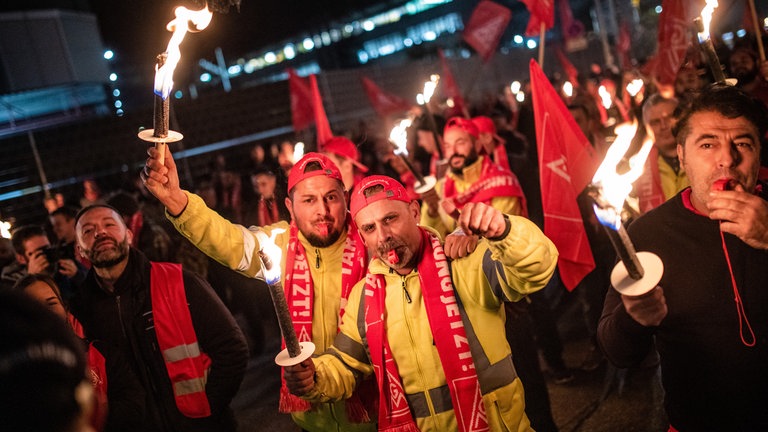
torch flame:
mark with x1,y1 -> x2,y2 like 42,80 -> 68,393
563,81 -> 574,98
0,220 -> 11,239
421,74 -> 440,105
292,142 -> 305,164
154,5 -> 213,100
258,228 -> 287,285
626,79 -> 644,97
591,122 -> 653,229
698,0 -> 718,41
598,85 -> 613,109
390,118 -> 413,156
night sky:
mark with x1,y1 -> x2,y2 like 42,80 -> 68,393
1,0 -> 398,71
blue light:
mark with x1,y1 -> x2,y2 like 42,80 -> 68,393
736,29 -> 747,37
513,35 -> 523,44
116,109 -> 124,116
655,5 -> 662,14
174,90 -> 183,99
228,64 -> 242,75
114,100 -> 122,108
363,20 -> 375,31
112,89 -> 120,97
303,38 -> 315,51
109,73 -> 117,82
527,39 -> 537,49
264,52 -> 277,63
103,50 -> 114,60
200,73 -> 212,82
284,44 -> 296,60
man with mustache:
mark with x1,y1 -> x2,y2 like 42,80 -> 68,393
142,150 -> 376,431
420,117 -> 527,239
69,204 -> 249,431
283,175 -> 558,431
727,43 -> 768,108
598,84 -> 768,431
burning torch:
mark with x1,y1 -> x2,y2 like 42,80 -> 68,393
390,117 -> 436,195
588,123 -> 664,296
256,229 -> 315,366
417,75 -> 445,161
694,0 -> 726,84
139,6 -> 213,164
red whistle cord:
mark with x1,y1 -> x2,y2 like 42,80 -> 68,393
720,226 -> 756,347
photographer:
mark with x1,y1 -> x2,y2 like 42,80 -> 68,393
1,225 -> 86,300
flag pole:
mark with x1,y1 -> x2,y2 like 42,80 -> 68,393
748,0 -> 766,61
538,22 -> 546,67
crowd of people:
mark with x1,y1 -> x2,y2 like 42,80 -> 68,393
1,37 -> 768,432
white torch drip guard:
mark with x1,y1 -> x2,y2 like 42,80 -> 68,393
275,341 -> 316,367
137,129 -> 184,143
414,175 -> 437,195
610,251 -> 664,297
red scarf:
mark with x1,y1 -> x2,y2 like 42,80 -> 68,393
635,147 -> 665,214
257,198 -> 280,226
129,212 -> 144,248
279,216 -> 370,421
365,229 -> 489,432
443,156 -> 528,217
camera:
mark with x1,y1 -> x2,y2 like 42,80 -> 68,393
40,246 -> 61,263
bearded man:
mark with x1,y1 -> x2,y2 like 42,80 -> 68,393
69,204 -> 248,432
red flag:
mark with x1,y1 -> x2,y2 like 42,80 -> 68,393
555,47 -> 579,86
360,76 -> 412,117
530,59 -> 596,291
462,0 -> 512,63
521,0 -> 555,37
653,0 -> 693,85
288,69 -> 313,132
438,49 -> 468,118
309,74 -> 333,149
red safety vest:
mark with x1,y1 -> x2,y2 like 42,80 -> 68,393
150,262 -> 212,418
69,314 -> 108,431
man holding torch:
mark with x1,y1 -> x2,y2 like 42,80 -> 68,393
283,175 -> 558,431
142,148 -> 376,431
598,84 -> 768,431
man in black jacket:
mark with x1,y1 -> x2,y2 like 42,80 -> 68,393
70,204 -> 248,432
598,84 -> 768,432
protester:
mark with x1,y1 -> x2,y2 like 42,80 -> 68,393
322,135 -> 369,193
0,290 -> 95,432
2,224 -> 86,298
141,149 -> 376,431
420,116 -> 527,237
598,84 -> 768,431
69,204 -> 248,431
634,94 -> 689,214
727,43 -> 768,107
283,175 -> 558,431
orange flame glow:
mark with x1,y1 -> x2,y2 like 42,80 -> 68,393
154,5 -> 213,99
591,122 -> 653,229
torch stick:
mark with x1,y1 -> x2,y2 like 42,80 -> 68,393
259,250 -> 302,357
747,0 -> 766,62
694,18 -> 726,83
587,184 -> 663,296
258,246 -> 315,366
422,106 -> 444,160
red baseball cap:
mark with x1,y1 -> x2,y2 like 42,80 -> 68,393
323,136 -> 369,173
444,116 -> 479,139
287,152 -> 343,192
350,175 -> 412,219
472,116 -> 504,147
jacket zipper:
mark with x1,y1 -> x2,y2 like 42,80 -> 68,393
401,275 -> 412,303
115,295 -> 128,339
315,248 -> 320,269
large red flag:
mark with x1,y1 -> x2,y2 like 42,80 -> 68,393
309,74 -> 333,149
288,69 -> 313,132
521,0 -> 555,37
462,0 -> 512,63
530,59 -> 596,291
438,48 -> 468,118
360,76 -> 412,117
652,0 -> 693,85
